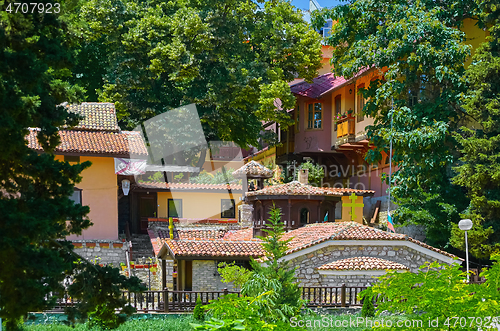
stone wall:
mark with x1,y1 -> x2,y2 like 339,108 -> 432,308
289,244 -> 448,287
192,260 -> 236,292
72,240 -> 128,266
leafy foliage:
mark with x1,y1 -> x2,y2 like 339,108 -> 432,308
362,256 -> 500,330
245,206 -> 305,321
190,168 -> 239,185
193,298 -> 205,322
217,262 -> 252,289
199,206 -> 306,329
190,317 -> 246,331
66,261 -> 145,329
450,0 -> 500,259
360,293 -> 375,318
312,0 -> 475,247
71,0 -> 323,148
281,161 -> 325,186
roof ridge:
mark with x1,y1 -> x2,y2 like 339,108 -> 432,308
329,222 -> 357,240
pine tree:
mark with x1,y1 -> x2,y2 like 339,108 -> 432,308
0,1 -> 144,328
244,206 -> 304,321
451,0 -> 500,259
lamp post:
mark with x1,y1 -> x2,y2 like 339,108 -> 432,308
458,219 -> 473,283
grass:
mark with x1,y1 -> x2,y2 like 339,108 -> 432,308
24,315 -> 196,331
23,313 -> 418,331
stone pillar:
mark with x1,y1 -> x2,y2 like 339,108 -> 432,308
239,203 -> 254,227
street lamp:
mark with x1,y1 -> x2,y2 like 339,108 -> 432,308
458,219 -> 473,283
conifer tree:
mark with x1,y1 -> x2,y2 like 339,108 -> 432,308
451,0 -> 500,259
244,206 -> 304,321
0,1 -> 143,328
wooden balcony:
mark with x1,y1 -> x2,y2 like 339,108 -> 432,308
336,116 -> 355,138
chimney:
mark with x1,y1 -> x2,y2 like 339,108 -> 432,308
298,169 -> 309,185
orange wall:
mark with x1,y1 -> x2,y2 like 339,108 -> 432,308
461,18 -> 489,67
62,156 -> 118,240
158,191 -> 242,219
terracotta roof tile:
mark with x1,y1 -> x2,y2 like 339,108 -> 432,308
246,181 -> 374,197
27,129 -> 147,156
318,256 -> 409,271
157,229 -> 227,240
66,102 -> 120,132
290,68 -> 371,99
162,239 -> 264,258
222,228 -> 259,241
282,222 -> 456,258
233,161 -> 273,178
135,182 -> 242,191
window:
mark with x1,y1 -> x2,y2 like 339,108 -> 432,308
168,199 -> 182,218
357,85 -> 365,122
334,95 -> 341,131
307,103 -> 322,129
70,188 -> 82,205
221,199 -> 236,218
64,155 -> 80,163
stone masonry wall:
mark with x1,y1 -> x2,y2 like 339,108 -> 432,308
290,244 -> 447,287
72,240 -> 128,267
192,260 -> 236,292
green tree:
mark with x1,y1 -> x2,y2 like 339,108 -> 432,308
71,0 -> 323,150
0,1 -> 143,328
202,206 -> 306,328
362,257 -> 500,331
281,160 -> 325,185
244,206 -> 305,321
312,0 -> 474,247
450,0 -> 500,259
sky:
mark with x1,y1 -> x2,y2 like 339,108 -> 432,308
291,0 -> 344,11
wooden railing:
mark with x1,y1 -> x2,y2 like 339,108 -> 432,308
44,285 -> 368,313
302,285 -> 367,307
337,117 -> 355,138
122,288 -> 239,313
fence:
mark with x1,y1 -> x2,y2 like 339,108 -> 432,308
46,285 -> 367,313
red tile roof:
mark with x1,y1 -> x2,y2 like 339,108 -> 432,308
27,129 -> 147,156
317,256 -> 409,271
66,102 -> 120,132
246,181 -> 374,197
161,239 -> 264,258
149,222 -> 455,260
233,161 -> 273,178
158,229 -> 227,240
290,68 -> 371,100
135,182 -> 242,191
290,73 -> 346,100
222,228 -> 258,241
282,222 -> 456,258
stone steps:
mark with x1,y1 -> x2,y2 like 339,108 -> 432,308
130,234 -> 155,261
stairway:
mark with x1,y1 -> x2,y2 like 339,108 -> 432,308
130,234 -> 155,261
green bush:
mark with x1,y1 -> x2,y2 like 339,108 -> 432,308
193,298 -> 205,321
360,293 -> 375,318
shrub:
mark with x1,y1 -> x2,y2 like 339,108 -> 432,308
360,293 -> 375,318
193,298 -> 205,322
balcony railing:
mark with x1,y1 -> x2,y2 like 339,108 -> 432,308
336,116 -> 355,138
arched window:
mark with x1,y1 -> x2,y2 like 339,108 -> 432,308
300,208 -> 309,226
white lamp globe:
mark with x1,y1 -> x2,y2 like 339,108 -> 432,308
458,219 -> 473,231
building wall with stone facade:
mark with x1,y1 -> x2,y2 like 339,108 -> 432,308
288,242 -> 455,287
192,260 -> 237,292
71,240 -> 128,266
